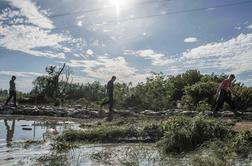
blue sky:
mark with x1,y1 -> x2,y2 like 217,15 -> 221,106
0,0 -> 252,92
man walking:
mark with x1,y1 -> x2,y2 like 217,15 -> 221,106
101,76 -> 116,121
4,76 -> 17,107
214,74 -> 239,116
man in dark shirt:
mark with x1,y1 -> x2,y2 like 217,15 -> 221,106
4,76 -> 17,107
101,76 -> 116,121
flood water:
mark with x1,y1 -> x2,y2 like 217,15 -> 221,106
0,115 -> 165,166
0,115 -> 80,165
2,115 -> 251,166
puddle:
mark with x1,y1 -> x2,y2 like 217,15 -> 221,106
0,116 -> 80,165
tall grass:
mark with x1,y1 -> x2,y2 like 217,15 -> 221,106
158,115 -> 232,154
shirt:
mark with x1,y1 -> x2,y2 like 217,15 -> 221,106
9,80 -> 16,91
221,79 -> 231,92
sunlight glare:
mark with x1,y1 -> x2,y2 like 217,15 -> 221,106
109,0 -> 128,17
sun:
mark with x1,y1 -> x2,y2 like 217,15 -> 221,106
109,0 -> 128,17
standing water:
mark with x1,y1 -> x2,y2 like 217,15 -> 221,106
0,115 -> 80,165
0,115 -> 165,166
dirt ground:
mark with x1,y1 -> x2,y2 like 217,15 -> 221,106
233,121 -> 252,132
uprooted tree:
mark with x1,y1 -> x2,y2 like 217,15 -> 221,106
30,63 -> 73,103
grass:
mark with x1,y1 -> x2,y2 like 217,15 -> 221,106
190,131 -> 252,166
157,115 -> 252,165
52,115 -> 252,165
29,115 -> 252,166
36,152 -> 70,166
58,125 -> 163,143
157,115 -> 232,154
90,144 -> 164,166
35,140 -> 80,166
58,119 -> 164,143
23,140 -> 45,149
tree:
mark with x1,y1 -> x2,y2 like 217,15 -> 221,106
31,63 -> 73,103
182,81 -> 218,110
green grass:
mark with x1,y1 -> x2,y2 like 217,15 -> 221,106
56,115 -> 252,165
190,131 -> 252,166
158,115 -> 232,154
58,120 -> 164,143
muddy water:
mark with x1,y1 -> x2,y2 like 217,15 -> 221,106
0,116 -> 165,166
0,115 -> 80,165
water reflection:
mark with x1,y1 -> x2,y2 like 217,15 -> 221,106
4,120 -> 15,147
0,117 -> 79,148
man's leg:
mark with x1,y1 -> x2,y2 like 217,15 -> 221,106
107,96 -> 114,121
13,91 -> 17,107
4,93 -> 13,106
225,93 -> 238,116
214,90 -> 224,115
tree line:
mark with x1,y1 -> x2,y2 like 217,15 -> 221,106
1,64 -> 252,112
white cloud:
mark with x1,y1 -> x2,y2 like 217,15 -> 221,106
73,54 -> 81,57
76,15 -> 85,19
0,71 -> 43,77
124,49 -> 175,66
206,7 -> 216,11
247,25 -> 252,29
184,37 -> 198,43
86,49 -> 94,56
0,4 -> 86,59
235,26 -> 241,30
77,20 -> 83,27
125,33 -> 252,77
4,0 -> 54,29
0,25 -> 67,59
71,75 -> 95,84
63,47 -> 71,53
181,33 -> 252,74
67,56 -> 150,84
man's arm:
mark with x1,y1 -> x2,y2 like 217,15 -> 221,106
227,79 -> 236,93
216,82 -> 223,97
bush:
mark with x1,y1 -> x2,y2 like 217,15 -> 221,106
54,98 -> 61,106
232,84 -> 252,111
158,115 -> 231,154
195,100 -> 211,113
194,131 -> 252,165
191,155 -> 231,166
182,82 -> 218,110
229,130 -> 252,157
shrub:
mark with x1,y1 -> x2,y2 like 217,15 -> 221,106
182,82 -> 218,110
229,130 -> 252,157
195,100 -> 211,113
158,115 -> 231,154
191,155 -> 231,166
54,98 -> 61,106
232,84 -> 252,111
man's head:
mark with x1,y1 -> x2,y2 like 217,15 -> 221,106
111,76 -> 116,82
11,75 -> 16,81
228,74 -> 235,81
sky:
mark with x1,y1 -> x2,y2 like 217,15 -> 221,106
0,0 -> 252,92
